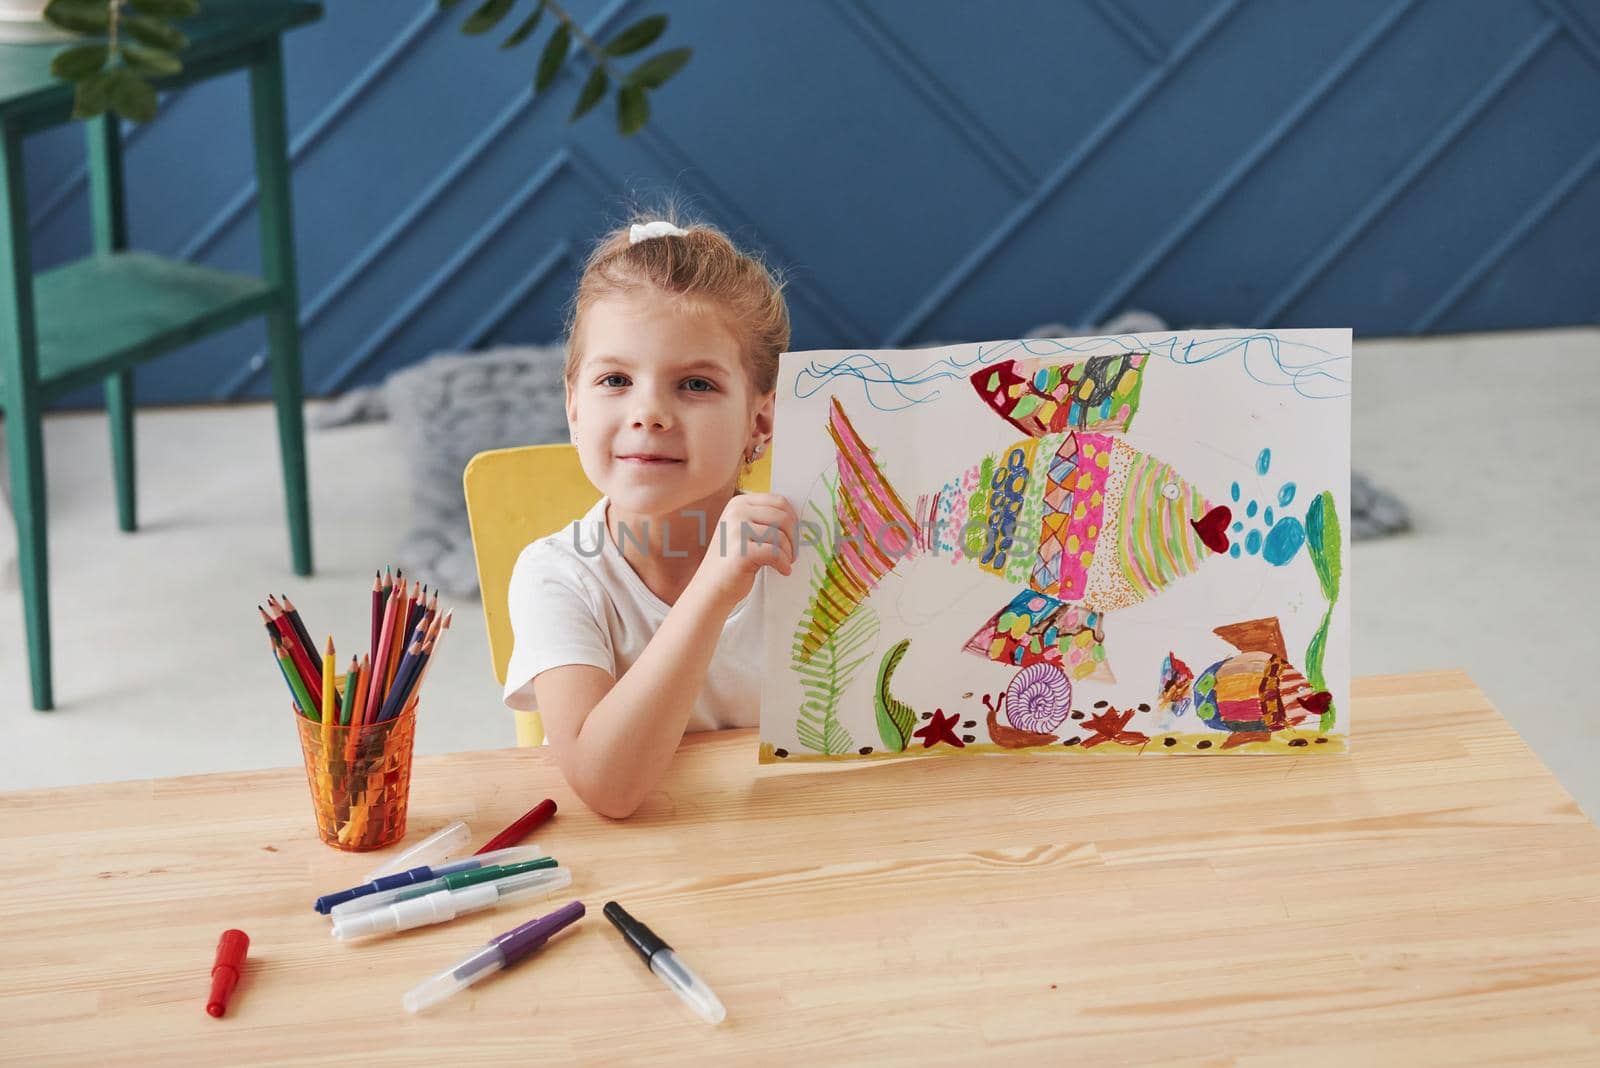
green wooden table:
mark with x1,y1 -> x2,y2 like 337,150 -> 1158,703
0,1 -> 321,710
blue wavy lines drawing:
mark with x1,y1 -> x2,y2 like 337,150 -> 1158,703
792,331 -> 1351,411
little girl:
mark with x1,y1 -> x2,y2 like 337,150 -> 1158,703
502,217 -> 798,819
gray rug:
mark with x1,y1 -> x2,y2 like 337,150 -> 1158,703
311,344 -> 571,597
311,321 -> 1407,599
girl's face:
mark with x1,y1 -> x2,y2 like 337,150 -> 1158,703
567,287 -> 772,519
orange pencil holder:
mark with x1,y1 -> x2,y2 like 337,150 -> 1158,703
294,704 -> 417,851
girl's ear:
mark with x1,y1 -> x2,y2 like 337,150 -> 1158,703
750,390 -> 775,449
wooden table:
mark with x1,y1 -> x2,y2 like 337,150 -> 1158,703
2,671 -> 1598,1065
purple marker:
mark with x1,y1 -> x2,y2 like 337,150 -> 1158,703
402,900 -> 585,1013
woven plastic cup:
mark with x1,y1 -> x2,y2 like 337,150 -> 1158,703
294,703 -> 417,851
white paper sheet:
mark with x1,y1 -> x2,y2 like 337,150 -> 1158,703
760,330 -> 1350,763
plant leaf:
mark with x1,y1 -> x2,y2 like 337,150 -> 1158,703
106,68 -> 157,123
50,43 -> 108,81
119,43 -> 181,76
461,0 -> 515,35
72,69 -> 114,118
569,64 -> 607,121
500,1 -> 543,48
873,639 -> 916,752
129,0 -> 198,16
125,15 -> 188,51
534,21 -> 570,91
603,14 -> 665,56
626,46 -> 690,90
616,83 -> 648,135
792,602 -> 876,756
437,0 -> 465,9
1305,490 -> 1342,605
44,0 -> 110,34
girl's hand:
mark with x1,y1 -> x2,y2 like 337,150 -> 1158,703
695,492 -> 797,605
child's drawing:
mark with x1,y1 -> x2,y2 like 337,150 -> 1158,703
761,330 -> 1351,763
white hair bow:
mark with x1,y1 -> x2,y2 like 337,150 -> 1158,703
629,220 -> 687,245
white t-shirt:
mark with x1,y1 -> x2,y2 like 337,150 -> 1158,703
502,496 -> 765,732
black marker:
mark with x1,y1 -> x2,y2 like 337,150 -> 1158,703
604,901 -> 726,1025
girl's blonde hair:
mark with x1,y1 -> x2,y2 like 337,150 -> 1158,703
565,213 -> 789,395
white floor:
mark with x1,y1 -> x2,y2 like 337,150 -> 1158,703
2,328 -> 1597,821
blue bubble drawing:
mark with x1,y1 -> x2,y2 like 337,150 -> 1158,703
1263,516 -> 1307,565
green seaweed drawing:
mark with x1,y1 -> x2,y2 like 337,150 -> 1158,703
793,607 -> 876,755
1304,489 -> 1343,732
790,473 -> 874,755
873,639 -> 918,751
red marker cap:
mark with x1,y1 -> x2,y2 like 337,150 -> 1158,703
474,799 -> 557,855
207,929 -> 250,1018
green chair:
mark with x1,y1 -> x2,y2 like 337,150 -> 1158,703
0,2 -> 321,710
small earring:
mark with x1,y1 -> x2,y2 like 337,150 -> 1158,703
751,442 -> 764,459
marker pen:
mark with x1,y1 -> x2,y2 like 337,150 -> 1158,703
331,867 -> 572,940
328,856 -> 557,919
603,901 -> 725,1025
403,901 -> 585,1013
316,847 -> 547,914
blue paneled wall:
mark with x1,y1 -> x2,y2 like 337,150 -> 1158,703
24,0 -> 1600,406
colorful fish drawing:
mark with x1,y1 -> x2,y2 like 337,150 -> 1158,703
1156,652 -> 1194,727
1161,617 -> 1332,748
794,352 -> 1235,701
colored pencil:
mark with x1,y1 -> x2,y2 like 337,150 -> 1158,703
404,584 -> 424,642
392,639 -> 431,722
400,610 -> 448,719
367,583 -> 401,715
263,603 -> 318,701
263,574 -> 446,766
269,636 -> 306,718
267,597 -> 322,705
265,595 -> 300,656
384,578 -> 409,695
280,595 -> 318,670
344,656 -> 370,765
370,571 -> 383,670
376,637 -> 424,724
339,655 -> 358,726
273,635 -> 317,720
412,589 -> 437,646
320,636 -> 336,752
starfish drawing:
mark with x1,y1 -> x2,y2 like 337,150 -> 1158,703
1080,706 -> 1149,749
913,708 -> 965,749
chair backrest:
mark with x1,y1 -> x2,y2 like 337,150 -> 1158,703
463,443 -> 771,746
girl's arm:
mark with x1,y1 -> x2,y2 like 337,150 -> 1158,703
532,494 -> 795,819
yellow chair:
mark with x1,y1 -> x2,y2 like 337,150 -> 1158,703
464,444 -> 771,747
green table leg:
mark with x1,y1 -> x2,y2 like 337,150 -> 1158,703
250,35 -> 312,577
86,115 -> 136,534
0,122 -> 52,710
